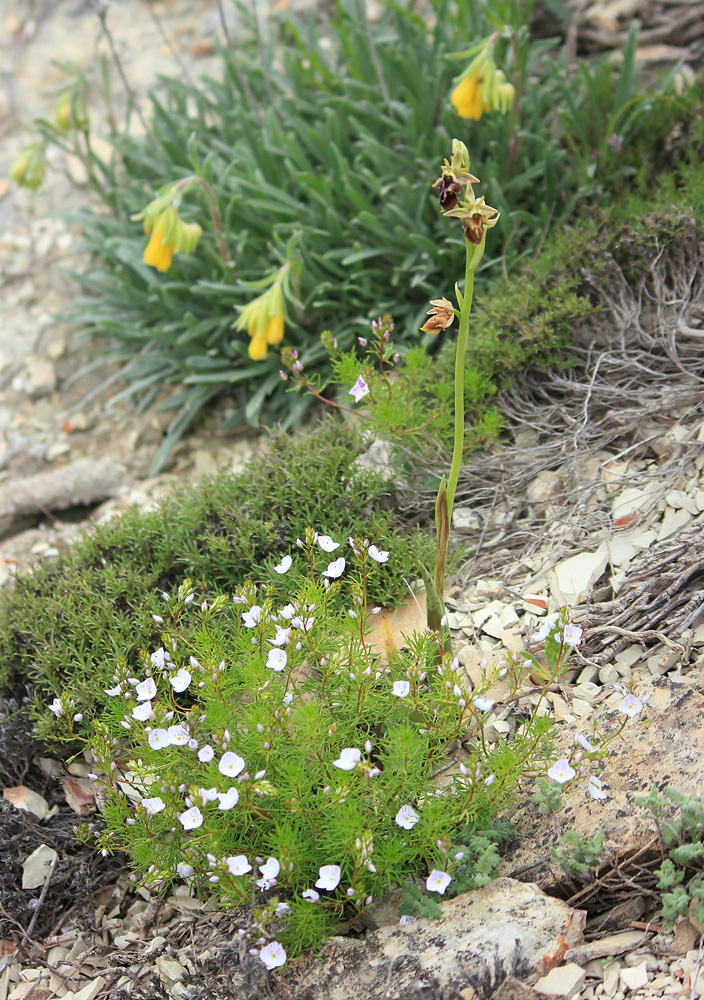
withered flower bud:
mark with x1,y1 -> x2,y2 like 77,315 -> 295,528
420,297 -> 455,334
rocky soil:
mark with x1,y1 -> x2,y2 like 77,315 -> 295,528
1,2 -> 704,1000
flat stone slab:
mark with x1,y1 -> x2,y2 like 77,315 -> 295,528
294,878 -> 584,1000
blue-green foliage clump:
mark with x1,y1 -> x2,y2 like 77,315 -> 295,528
48,0 -> 689,466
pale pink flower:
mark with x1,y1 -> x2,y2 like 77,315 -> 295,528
242,606 -> 262,628
179,806 -> 203,830
135,677 -> 157,701
167,722 -> 190,746
219,751 -> 246,778
426,870 -> 451,894
472,696 -> 494,712
148,728 -> 171,750
395,805 -> 419,830
547,759 -> 576,784
141,796 -> 165,816
333,747 -> 361,771
322,557 -> 346,579
170,669 -> 191,692
563,624 -> 583,647
302,889 -> 320,902
217,787 -> 240,811
349,375 -> 370,403
198,744 -> 215,763
132,701 -> 153,722
227,855 -> 252,876
257,857 -> 280,889
315,865 -> 341,891
274,554 -> 292,574
368,545 -> 389,563
618,693 -> 643,718
266,648 -> 287,672
392,681 -> 410,698
259,941 -> 286,970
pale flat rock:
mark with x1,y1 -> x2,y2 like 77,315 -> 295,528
3,785 -> 49,820
657,506 -> 691,541
534,962 -> 585,997
620,962 -> 649,991
666,489 -> 699,515
69,978 -> 106,1000
501,674 -> 704,887
611,483 -> 662,526
550,543 -> 609,606
607,528 -> 656,567
294,878 -> 584,1000
565,931 -> 648,964
22,844 -> 57,889
365,591 -> 426,664
156,957 -> 186,983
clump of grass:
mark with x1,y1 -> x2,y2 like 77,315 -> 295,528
0,419 -> 432,728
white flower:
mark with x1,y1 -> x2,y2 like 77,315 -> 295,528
399,914 -> 416,926
279,603 -> 296,620
169,669 -> 191,692
151,648 -> 166,669
317,535 -> 340,552
588,776 -> 608,801
227,855 -> 252,876
198,744 -> 215,763
547,759 -> 576,784
322,557 -> 346,579
274,555 -> 292,574
472,696 -> 494,712
333,747 -> 361,771
270,627 -> 291,646
141,796 -> 166,816
48,698 -> 64,717
259,941 -> 287,970
135,677 -> 157,701
618,693 -> 643,718
132,701 -> 153,722
426,870 -> 451,895
302,889 -> 320,902
104,684 -> 122,697
167,722 -> 190,746
266,648 -> 288,672
368,545 -> 389,563
575,733 -> 594,752
242,606 -> 262,628
217,787 -> 240,811
315,864 -> 341,891
282,692 -> 293,707
532,619 -> 553,642
395,805 -> 419,830
176,862 -> 194,878
219,751 -> 246,778
199,786 -> 219,802
563,624 -> 583,647
179,806 -> 203,830
276,902 -> 291,917
257,857 -> 280,889
349,375 -> 370,403
392,681 -> 410,698
291,614 -> 315,631
148,728 -> 172,750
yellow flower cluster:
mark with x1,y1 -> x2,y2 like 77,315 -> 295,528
140,201 -> 202,273
451,45 -> 515,121
10,142 -> 46,191
233,264 -> 289,361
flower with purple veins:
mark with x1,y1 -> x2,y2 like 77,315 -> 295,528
169,669 -> 191,693
349,375 -> 370,403
426,870 -> 452,895
547,759 -> 576,784
315,865 -> 342,891
135,677 -> 157,701
395,805 -> 420,830
392,681 -> 410,698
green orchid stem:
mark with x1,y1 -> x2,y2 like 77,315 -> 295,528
446,240 -> 478,525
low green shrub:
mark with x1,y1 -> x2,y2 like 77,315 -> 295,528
50,557 -> 556,964
0,420 -> 431,725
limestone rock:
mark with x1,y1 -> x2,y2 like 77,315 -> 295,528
3,785 -> 49,819
534,962 -> 586,996
501,674 -> 704,887
294,878 -> 584,1000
